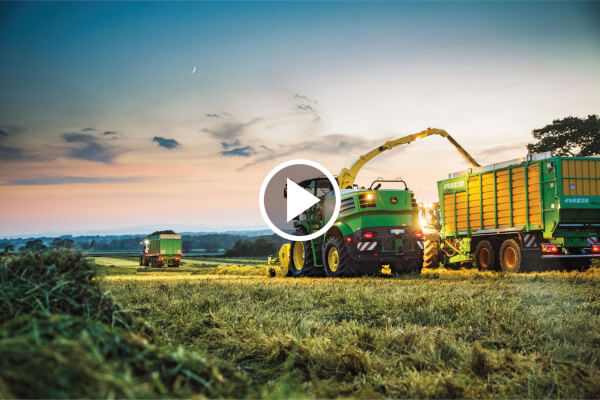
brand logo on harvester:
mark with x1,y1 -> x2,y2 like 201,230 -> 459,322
564,197 -> 589,204
443,180 -> 465,190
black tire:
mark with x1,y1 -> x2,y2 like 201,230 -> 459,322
322,236 -> 352,277
289,240 -> 317,277
474,240 -> 496,271
499,239 -> 522,273
423,239 -> 439,268
139,255 -> 144,266
144,257 -> 149,267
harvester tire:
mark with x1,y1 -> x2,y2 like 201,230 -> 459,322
322,236 -> 352,277
289,240 -> 317,277
499,239 -> 521,273
423,239 -> 440,268
474,240 -> 496,271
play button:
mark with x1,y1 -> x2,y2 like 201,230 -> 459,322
286,178 -> 320,222
259,159 -> 341,241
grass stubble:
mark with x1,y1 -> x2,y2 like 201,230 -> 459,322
102,257 -> 600,398
1,252 -> 599,398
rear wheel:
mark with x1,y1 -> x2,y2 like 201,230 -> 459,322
423,239 -> 440,268
474,240 -> 496,271
499,239 -> 521,273
322,236 -> 352,277
289,240 -> 317,277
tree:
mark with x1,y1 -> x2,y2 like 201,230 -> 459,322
51,238 -> 75,249
22,239 -> 47,252
527,115 -> 600,157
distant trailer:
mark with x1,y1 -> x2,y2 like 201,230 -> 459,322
140,231 -> 182,268
430,152 -> 600,272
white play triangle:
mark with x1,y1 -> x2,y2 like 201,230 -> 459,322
286,178 -> 320,222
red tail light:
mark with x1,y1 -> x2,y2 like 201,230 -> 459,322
541,243 -> 559,253
414,230 -> 424,239
591,245 -> 600,253
363,231 -> 374,239
346,236 -> 352,243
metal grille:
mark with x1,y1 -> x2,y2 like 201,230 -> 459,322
340,197 -> 356,214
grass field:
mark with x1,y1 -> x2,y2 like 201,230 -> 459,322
97,257 -> 600,398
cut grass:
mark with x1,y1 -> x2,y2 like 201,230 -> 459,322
101,261 -> 600,398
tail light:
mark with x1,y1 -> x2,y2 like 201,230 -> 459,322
591,245 -> 600,253
175,257 -> 180,261
414,230 -> 424,239
346,236 -> 353,244
158,257 -> 165,261
541,243 -> 559,253
363,231 -> 375,239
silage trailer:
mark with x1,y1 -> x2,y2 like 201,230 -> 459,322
424,152 -> 600,272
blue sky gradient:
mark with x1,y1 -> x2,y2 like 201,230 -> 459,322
0,2 -> 598,235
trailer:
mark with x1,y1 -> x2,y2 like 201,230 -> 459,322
140,231 -> 182,268
427,152 -> 600,272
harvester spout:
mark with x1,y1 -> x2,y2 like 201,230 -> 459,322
337,128 -> 480,189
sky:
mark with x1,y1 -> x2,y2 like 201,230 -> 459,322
0,1 -> 599,237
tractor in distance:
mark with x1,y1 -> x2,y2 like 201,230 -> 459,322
140,230 -> 183,268
268,128 -> 481,277
422,152 -> 600,272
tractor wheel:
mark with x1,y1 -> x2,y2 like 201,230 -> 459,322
474,240 -> 496,271
423,239 -> 440,268
322,236 -> 352,277
289,240 -> 317,277
499,239 -> 521,273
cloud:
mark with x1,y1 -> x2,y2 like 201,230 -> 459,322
4,176 -> 139,186
0,144 -> 26,161
81,127 -> 96,132
0,128 -> 8,137
103,131 -> 118,136
221,139 -> 241,150
62,132 -> 121,163
294,94 -> 320,121
477,143 -> 528,159
153,136 -> 180,150
206,113 -> 221,118
220,146 -> 256,157
203,118 -> 261,142
240,134 -> 377,168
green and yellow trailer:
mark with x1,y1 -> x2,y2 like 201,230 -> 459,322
432,152 -> 600,272
140,231 -> 182,268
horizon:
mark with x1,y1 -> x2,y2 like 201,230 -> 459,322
1,1 -> 599,236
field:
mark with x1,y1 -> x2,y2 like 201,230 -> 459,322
95,256 -> 600,398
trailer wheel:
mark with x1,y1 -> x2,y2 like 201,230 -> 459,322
322,236 -> 352,277
289,240 -> 317,277
423,239 -> 440,268
499,239 -> 521,273
474,240 -> 496,271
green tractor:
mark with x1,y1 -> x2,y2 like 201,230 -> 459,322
269,128 -> 480,277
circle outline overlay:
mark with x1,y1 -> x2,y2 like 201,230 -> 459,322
258,159 -> 341,242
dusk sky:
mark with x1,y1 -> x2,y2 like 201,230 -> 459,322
1,2 -> 599,237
